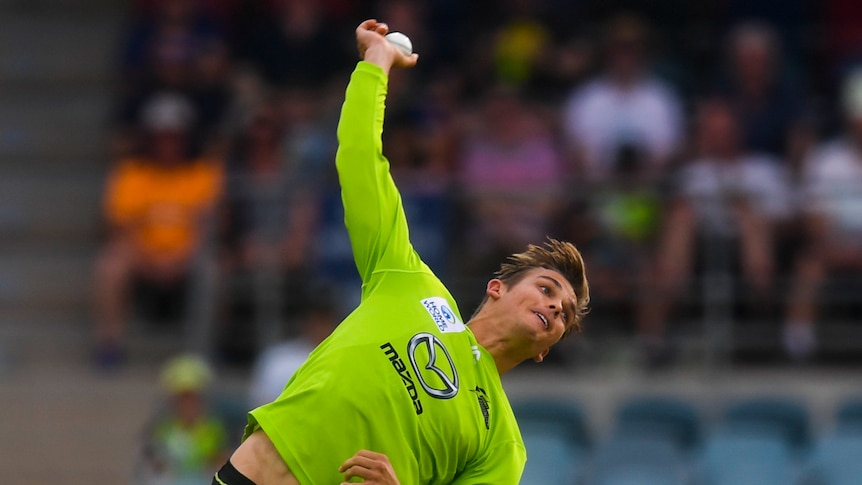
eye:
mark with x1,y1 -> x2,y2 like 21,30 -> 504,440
540,285 -> 550,295
561,312 -> 569,322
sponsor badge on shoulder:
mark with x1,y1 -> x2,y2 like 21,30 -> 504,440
421,297 -> 465,333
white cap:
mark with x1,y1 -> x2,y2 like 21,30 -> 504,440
160,354 -> 213,394
141,92 -> 195,131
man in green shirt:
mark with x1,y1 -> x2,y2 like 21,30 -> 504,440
215,19 -> 590,485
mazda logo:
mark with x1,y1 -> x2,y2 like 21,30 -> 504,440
407,332 -> 459,399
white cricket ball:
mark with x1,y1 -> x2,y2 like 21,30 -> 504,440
385,32 -> 413,56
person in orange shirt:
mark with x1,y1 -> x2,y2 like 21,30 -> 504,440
94,92 -> 223,369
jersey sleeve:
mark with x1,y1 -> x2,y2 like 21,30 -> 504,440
449,441 -> 526,485
335,61 -> 424,285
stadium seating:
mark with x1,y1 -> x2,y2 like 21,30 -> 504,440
513,399 -> 591,485
585,436 -> 690,485
508,394 -> 862,485
834,397 -> 862,432
613,395 -> 702,451
722,396 -> 811,452
697,428 -> 798,485
803,432 -> 862,485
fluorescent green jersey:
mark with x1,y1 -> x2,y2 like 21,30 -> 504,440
245,62 -> 526,484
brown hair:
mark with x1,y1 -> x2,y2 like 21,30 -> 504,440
478,238 -> 590,337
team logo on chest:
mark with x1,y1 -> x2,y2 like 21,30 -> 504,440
407,332 -> 459,399
380,332 -> 460,415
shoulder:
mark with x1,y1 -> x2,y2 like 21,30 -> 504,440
566,79 -> 612,108
812,139 -> 853,161
676,158 -> 713,184
804,139 -> 856,174
636,76 -> 683,110
641,75 -> 679,95
108,158 -> 153,187
188,158 -> 226,182
112,157 -> 148,173
739,154 -> 791,189
191,157 -> 224,171
741,153 -> 785,173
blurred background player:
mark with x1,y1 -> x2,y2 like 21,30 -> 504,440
135,354 -> 230,485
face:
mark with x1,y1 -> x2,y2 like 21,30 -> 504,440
489,267 -> 578,362
733,40 -> 773,93
173,390 -> 204,426
696,102 -> 739,158
151,130 -> 187,164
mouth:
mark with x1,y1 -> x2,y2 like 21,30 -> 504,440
535,312 -> 549,330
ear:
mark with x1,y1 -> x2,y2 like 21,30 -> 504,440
533,348 -> 550,363
486,278 -> 504,300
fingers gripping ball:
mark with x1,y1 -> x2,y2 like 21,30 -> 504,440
385,32 -> 413,56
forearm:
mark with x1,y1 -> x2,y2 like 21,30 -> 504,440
336,62 -> 388,171
335,61 -> 390,229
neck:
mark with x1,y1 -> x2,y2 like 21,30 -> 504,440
468,316 -> 522,375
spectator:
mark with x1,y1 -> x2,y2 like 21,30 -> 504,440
115,0 -> 231,157
119,0 -> 223,92
93,93 -> 224,369
235,0 -> 350,90
218,100 -> 322,362
489,4 -> 552,89
562,13 -> 684,184
713,21 -> 812,165
222,100 -> 321,278
784,69 -> 862,361
822,0 -> 862,80
384,108 -> 453,278
136,354 -> 229,484
384,108 -> 451,196
718,0 -> 812,63
454,86 -> 567,307
131,0 -> 240,27
561,143 -> 662,338
411,69 -> 464,179
457,0 -> 593,103
637,98 -> 793,365
248,284 -> 338,408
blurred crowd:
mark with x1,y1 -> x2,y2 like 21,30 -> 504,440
92,0 -> 862,375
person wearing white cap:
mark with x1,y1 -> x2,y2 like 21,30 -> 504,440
92,92 -> 224,370
784,68 -> 862,360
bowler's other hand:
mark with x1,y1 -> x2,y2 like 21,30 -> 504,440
338,449 -> 400,484
355,19 -> 418,74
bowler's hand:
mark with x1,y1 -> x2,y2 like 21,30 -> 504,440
338,450 -> 400,484
355,19 -> 418,74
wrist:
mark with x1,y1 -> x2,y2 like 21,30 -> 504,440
362,46 -> 393,75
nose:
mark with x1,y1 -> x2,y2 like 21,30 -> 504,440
548,301 -> 562,319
